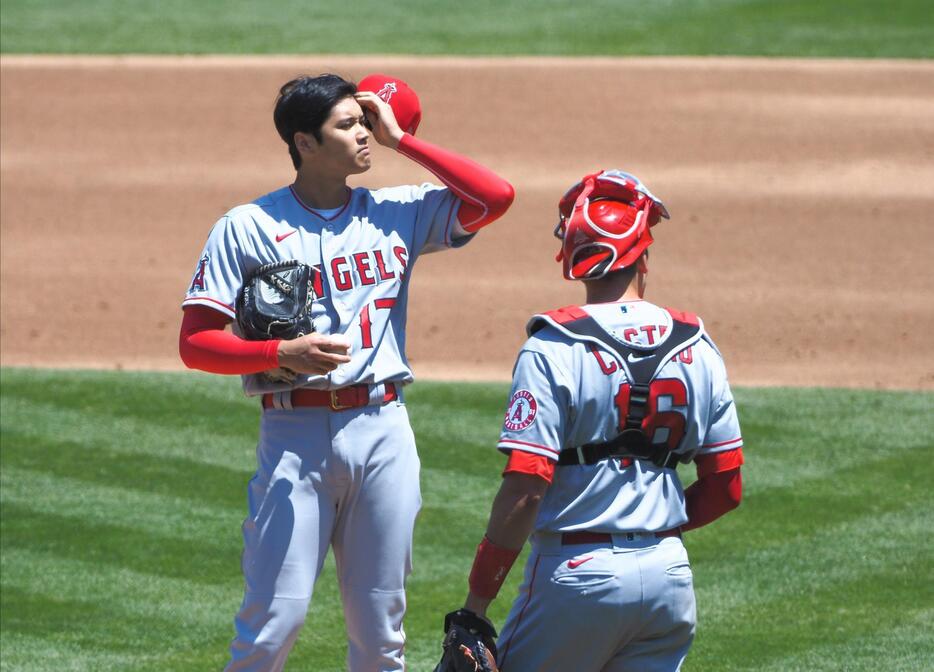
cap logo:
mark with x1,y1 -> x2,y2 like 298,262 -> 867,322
376,82 -> 398,103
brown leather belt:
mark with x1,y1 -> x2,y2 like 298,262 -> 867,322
262,383 -> 397,412
561,529 -> 681,545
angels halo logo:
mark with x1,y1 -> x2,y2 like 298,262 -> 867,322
504,389 -> 538,431
377,82 -> 397,103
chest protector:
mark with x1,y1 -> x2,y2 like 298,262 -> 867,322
528,305 -> 704,470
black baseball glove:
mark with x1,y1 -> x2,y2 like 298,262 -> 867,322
236,260 -> 317,382
236,260 -> 316,340
433,609 -> 499,672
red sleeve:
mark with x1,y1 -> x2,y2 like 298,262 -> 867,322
695,447 -> 744,478
179,305 -> 281,375
503,450 -> 555,484
682,466 -> 742,532
396,133 -> 514,232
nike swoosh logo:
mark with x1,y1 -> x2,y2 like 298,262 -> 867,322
568,556 -> 594,569
276,230 -> 297,243
627,352 -> 652,363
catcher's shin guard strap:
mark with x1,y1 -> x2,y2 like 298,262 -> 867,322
468,536 -> 520,600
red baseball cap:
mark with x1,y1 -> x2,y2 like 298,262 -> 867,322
357,73 -> 422,135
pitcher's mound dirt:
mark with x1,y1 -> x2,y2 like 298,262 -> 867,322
2,56 -> 932,389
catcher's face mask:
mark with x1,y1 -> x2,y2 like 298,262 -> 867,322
554,169 -> 670,280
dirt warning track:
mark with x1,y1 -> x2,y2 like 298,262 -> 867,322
1,56 -> 932,389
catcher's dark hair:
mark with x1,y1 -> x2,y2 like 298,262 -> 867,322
585,250 -> 647,285
605,264 -> 639,285
274,74 -> 357,170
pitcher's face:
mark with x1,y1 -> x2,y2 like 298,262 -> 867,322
300,96 -> 371,176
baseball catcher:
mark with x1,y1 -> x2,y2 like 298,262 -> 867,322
434,609 -> 499,672
444,169 -> 744,671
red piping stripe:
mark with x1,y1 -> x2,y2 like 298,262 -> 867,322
498,439 -> 561,455
499,553 -> 542,669
289,185 -> 351,221
702,437 -> 743,449
182,296 -> 235,316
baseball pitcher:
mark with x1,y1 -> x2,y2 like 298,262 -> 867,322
179,73 -> 513,671
436,170 -> 743,672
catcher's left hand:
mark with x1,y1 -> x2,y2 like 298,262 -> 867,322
433,609 -> 499,672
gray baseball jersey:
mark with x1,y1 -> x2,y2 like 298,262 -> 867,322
494,299 -> 742,672
497,300 -> 743,533
183,183 -> 468,394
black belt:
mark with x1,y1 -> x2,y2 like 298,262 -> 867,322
562,529 -> 682,544
557,442 -> 680,468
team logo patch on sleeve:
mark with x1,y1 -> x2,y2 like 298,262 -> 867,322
504,389 -> 538,431
189,254 -> 209,292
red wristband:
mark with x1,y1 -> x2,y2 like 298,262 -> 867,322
468,536 -> 521,600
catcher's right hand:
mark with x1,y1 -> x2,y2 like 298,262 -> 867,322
433,609 -> 499,672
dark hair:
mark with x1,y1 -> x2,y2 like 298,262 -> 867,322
273,74 -> 357,169
602,264 -> 639,286
585,249 -> 647,286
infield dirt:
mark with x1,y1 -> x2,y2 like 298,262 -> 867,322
2,56 -> 932,389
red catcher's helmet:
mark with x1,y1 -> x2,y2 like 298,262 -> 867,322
357,73 -> 422,135
554,169 -> 670,280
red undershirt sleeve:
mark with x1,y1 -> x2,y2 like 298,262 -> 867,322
396,133 -> 514,232
682,448 -> 744,532
503,449 -> 556,484
179,305 -> 280,375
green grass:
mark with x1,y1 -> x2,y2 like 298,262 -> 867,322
1,369 -> 933,671
1,0 -> 932,57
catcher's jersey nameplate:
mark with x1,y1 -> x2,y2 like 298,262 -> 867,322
504,389 -> 538,431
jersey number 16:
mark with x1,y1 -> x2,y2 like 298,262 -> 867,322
614,378 -> 689,450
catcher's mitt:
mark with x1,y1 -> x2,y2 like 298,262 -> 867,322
433,609 -> 499,672
236,260 -> 317,383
